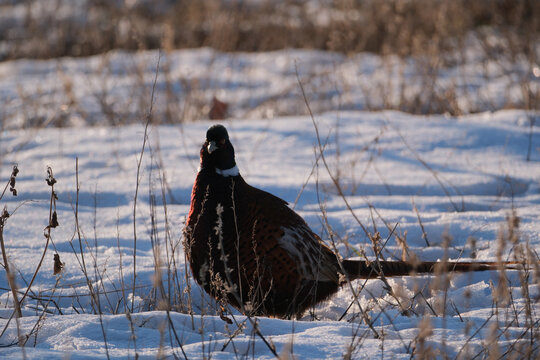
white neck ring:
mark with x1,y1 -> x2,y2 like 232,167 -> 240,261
215,165 -> 239,177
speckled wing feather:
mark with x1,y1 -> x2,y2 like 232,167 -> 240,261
242,182 -> 341,283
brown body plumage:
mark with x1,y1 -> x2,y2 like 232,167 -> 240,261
184,125 -> 512,318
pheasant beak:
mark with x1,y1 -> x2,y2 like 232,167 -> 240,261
207,141 -> 218,154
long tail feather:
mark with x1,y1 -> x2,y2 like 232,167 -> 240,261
342,259 -> 521,280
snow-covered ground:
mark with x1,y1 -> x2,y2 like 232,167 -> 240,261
0,100 -> 539,358
1,47 -> 538,130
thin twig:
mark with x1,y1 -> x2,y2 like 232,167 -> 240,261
412,198 -> 430,247
132,50 -> 161,312
296,62 -> 380,338
0,209 -> 22,319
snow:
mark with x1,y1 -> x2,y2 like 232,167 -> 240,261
1,47 -> 538,129
0,50 -> 539,358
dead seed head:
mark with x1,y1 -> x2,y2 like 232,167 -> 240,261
213,203 -> 224,236
1,207 -> 9,220
53,253 -> 64,275
507,211 -> 520,229
0,206 -> 9,227
46,166 -> 57,186
467,237 -> 477,259
441,231 -> 452,248
50,211 -> 59,228
8,165 -> 19,196
418,316 -> 433,340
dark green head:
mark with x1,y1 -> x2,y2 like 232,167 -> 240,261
199,124 -> 238,176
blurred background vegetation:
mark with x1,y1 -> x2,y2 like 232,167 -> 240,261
0,0 -> 537,126
1,0 -> 537,60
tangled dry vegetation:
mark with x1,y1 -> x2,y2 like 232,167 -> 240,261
0,0 -> 538,129
1,0 -> 538,60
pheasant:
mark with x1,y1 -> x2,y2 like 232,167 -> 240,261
184,124 -> 516,319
